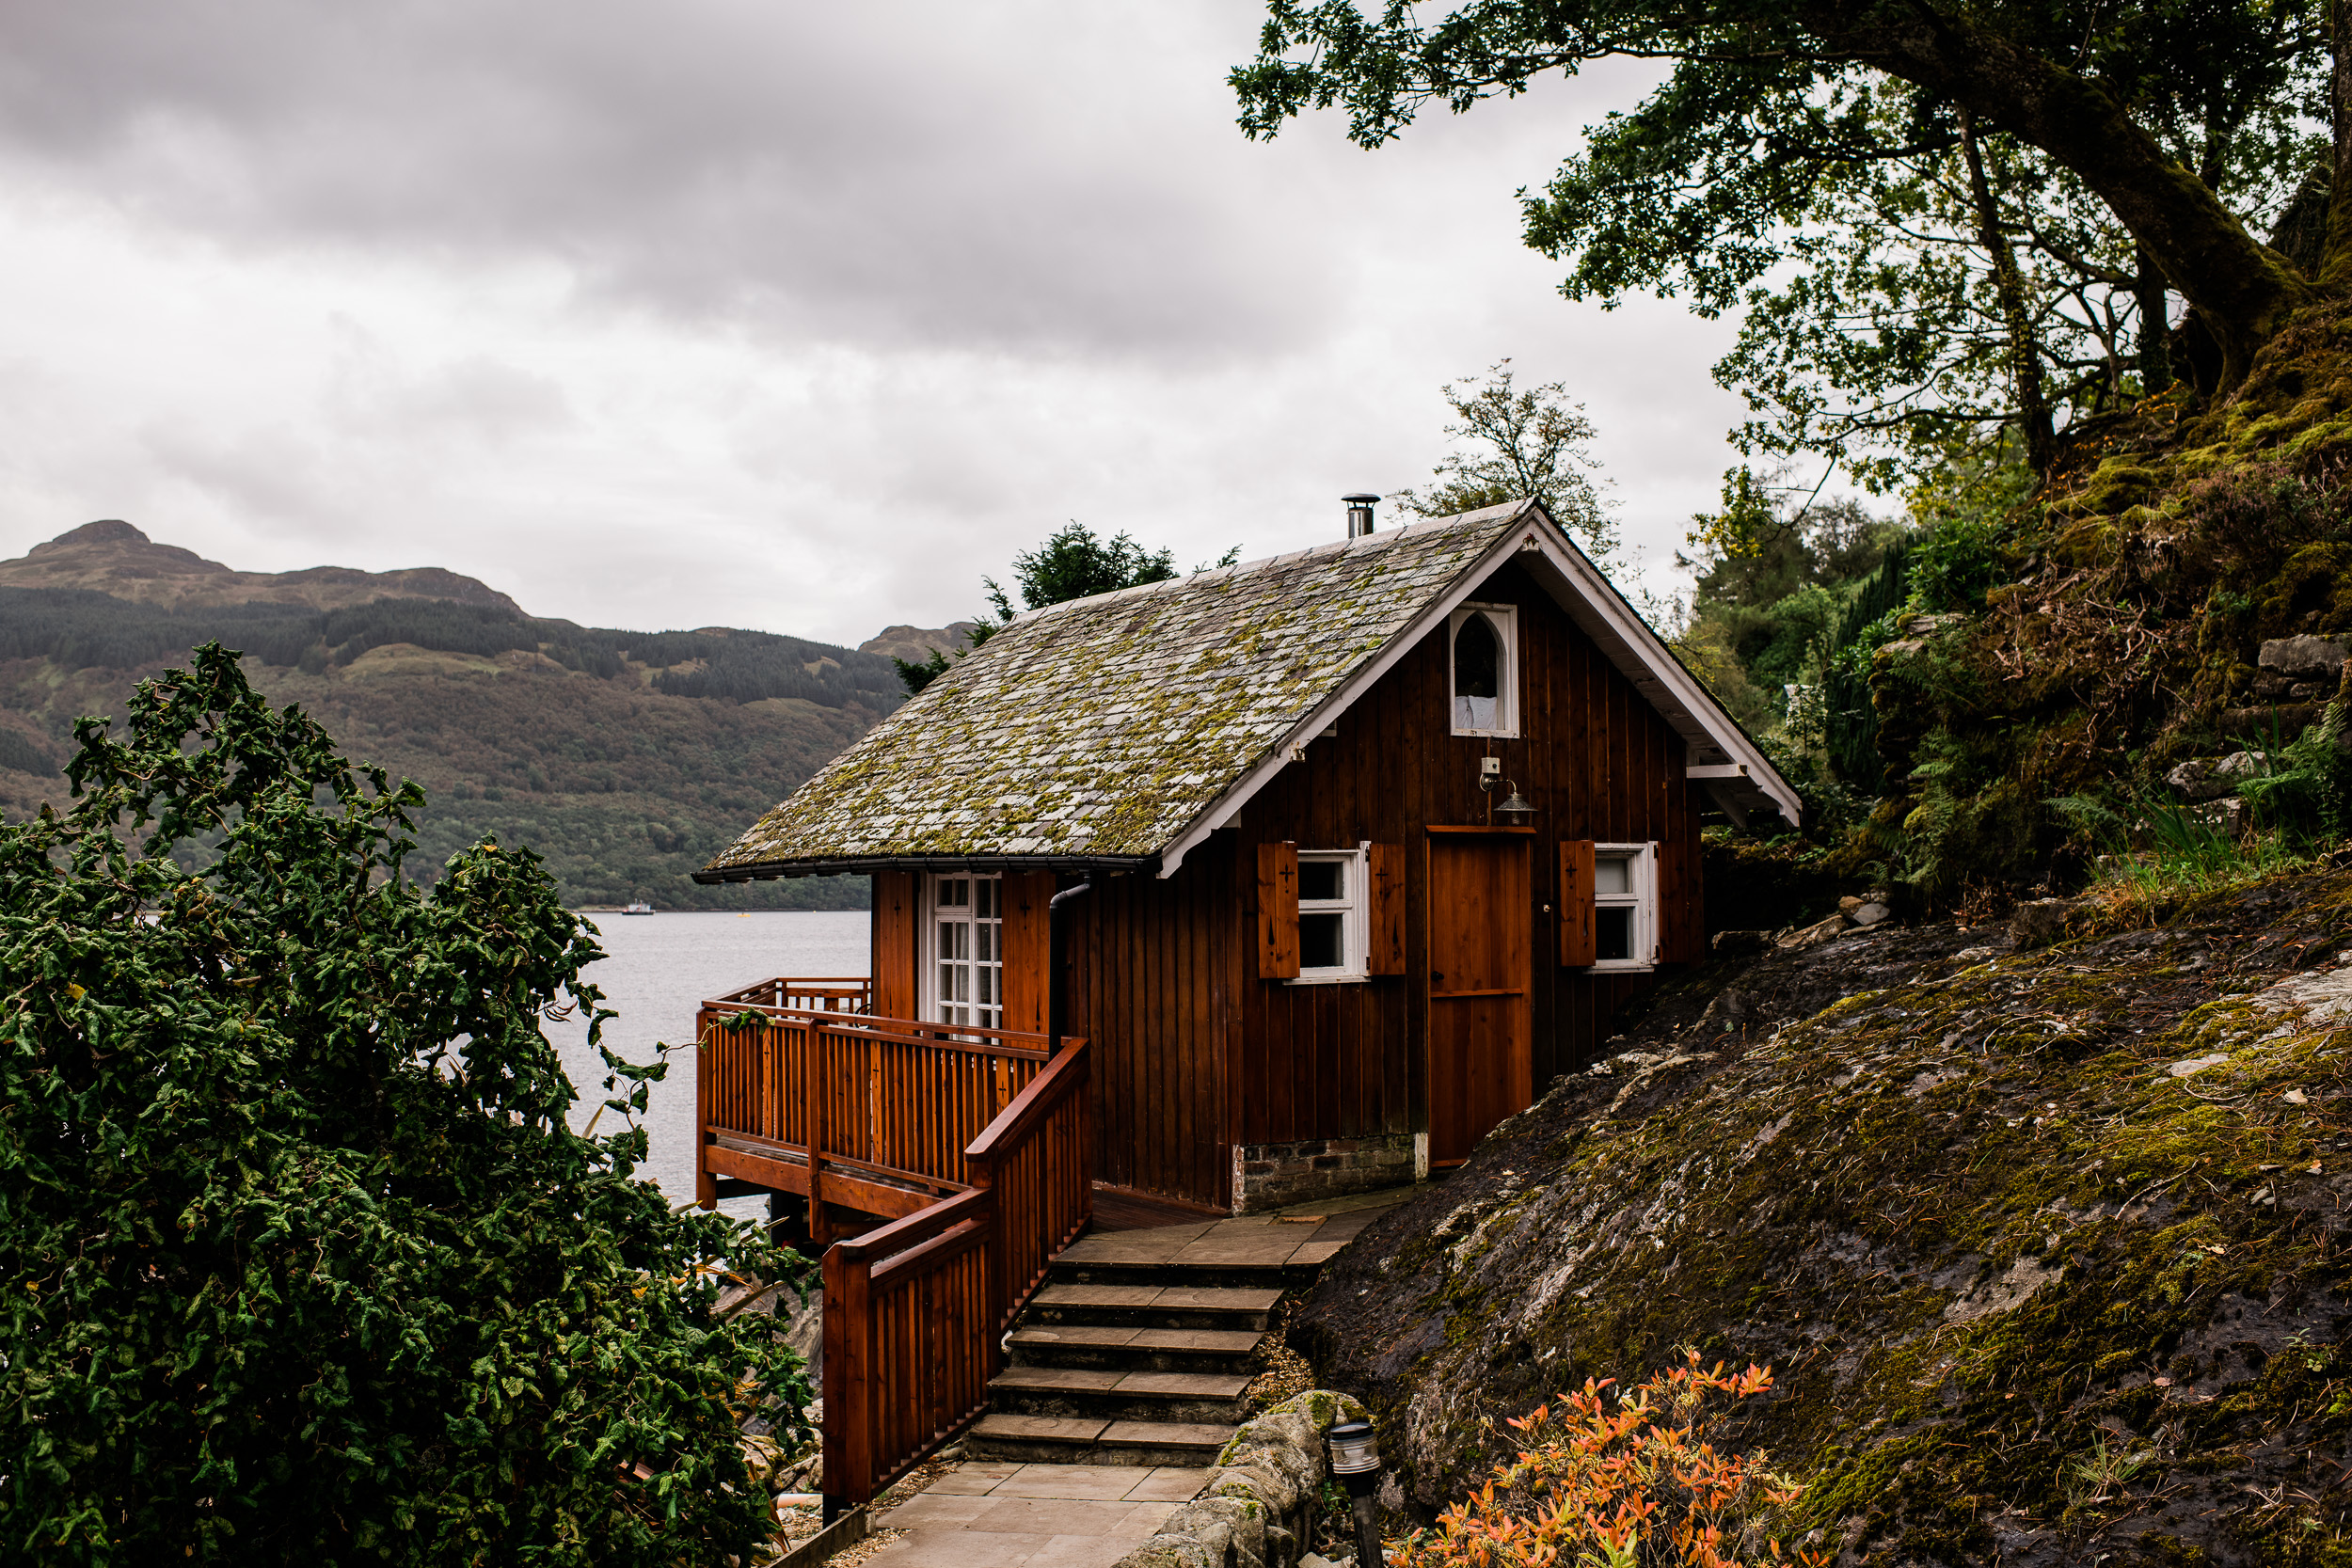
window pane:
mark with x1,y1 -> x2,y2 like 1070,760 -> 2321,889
1454,613 -> 1499,698
977,925 -> 996,962
976,879 -> 997,917
1300,911 -> 1345,970
1297,859 -> 1343,902
939,879 -> 969,908
1596,906 -> 1631,961
1594,856 -> 1630,895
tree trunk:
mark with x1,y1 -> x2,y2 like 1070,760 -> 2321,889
2135,248 -> 2173,394
2327,0 -> 2352,284
1830,4 -> 2313,388
1958,109 -> 2056,470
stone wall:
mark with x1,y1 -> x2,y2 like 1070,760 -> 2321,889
1109,1390 -> 1368,1568
1231,1134 -> 1424,1213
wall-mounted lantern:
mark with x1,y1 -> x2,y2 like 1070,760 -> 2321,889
1480,767 -> 1538,824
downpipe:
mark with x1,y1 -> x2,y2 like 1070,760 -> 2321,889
1046,876 -> 1091,1056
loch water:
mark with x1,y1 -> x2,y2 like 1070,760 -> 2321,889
545,910 -> 868,1221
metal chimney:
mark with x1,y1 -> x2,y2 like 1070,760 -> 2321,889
1343,493 -> 1379,539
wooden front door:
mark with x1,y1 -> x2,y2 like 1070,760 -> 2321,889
1426,832 -> 1534,1165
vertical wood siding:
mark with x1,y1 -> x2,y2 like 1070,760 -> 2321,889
873,870 -> 918,1022
1059,839 -> 1238,1209
860,558 -> 1708,1212
1219,558 -> 1703,1168
998,870 -> 1055,1035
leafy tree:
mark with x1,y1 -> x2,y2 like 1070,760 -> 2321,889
1392,360 -> 1620,561
1673,468 -> 1904,728
1,645 -> 808,1565
896,523 -> 1236,694
1233,0 -> 2335,404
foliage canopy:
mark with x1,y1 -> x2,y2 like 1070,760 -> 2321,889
1,645 -> 808,1565
1393,360 -> 1620,561
1235,0 -> 2334,476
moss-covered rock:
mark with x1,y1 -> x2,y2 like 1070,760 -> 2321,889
1292,873 -> 2352,1565
1852,301 -> 2352,899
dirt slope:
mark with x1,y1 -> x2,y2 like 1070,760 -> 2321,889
1295,874 -> 2352,1565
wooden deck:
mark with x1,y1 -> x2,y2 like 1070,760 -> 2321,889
696,977 -> 1093,1512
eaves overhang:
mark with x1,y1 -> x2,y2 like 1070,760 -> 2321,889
692,852 -> 1161,884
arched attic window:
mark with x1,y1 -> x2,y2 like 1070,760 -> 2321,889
1449,605 -> 1518,736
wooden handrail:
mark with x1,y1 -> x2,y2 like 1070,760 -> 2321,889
819,1038 -> 1091,1511
829,1186 -> 991,1265
964,1038 -> 1090,1160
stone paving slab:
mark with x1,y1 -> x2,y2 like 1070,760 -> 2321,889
1035,1284 -> 1163,1308
971,1416 -> 1107,1444
1111,1371 -> 1247,1397
1099,1419 -> 1231,1448
1128,1328 -> 1261,1354
1151,1286 -> 1280,1310
993,1367 -> 1122,1392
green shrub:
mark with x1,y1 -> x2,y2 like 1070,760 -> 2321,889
1,646 -> 808,1564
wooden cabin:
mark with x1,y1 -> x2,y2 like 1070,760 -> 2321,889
695,498 -> 1797,1216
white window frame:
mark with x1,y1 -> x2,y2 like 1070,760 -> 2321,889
925,871 -> 1004,1028
1448,603 -> 1520,738
1289,845 -> 1368,985
1588,842 -> 1657,972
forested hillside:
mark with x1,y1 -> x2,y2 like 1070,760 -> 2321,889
0,524 -> 899,909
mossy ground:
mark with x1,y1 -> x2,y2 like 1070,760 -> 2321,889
1293,866 -> 2352,1566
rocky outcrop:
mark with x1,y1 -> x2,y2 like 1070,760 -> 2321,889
859,623 -> 978,664
1290,868 -> 2352,1566
1112,1391 -> 1365,1568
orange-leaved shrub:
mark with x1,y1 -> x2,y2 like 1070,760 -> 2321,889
1399,1353 -> 1827,1568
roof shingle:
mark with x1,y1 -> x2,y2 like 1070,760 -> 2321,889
702,505 -> 1528,875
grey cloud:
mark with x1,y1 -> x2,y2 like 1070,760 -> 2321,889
0,1 -> 1355,360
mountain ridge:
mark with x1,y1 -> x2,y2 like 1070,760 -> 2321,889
2,519 -> 524,614
0,521 -> 904,911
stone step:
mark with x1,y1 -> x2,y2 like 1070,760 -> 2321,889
985,1366 -> 1252,1424
1005,1324 -> 1265,1374
1047,1257 -> 1326,1291
1025,1283 -> 1281,1332
964,1414 -> 1235,1469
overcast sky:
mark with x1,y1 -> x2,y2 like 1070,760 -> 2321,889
0,1 -> 1760,647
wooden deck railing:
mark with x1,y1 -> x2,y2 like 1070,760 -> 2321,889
695,980 -> 1092,1511
823,1043 -> 1091,1506
697,1000 -> 1050,1221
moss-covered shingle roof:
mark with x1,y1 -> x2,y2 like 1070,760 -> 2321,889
699,506 -> 1530,878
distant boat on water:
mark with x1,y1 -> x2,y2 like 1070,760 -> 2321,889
621,900 -> 656,916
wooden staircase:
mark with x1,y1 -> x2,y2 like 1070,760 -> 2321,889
965,1212 -> 1346,1467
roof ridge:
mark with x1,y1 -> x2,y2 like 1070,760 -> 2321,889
1006,504 -> 1519,626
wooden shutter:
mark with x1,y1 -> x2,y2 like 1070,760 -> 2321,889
872,869 -> 919,1021
1557,840 -> 1597,967
998,871 -> 1055,1035
1256,842 -> 1299,980
1366,843 -> 1406,975
1654,837 -> 1703,964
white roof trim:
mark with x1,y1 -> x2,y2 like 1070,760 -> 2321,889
1155,500 -> 1798,878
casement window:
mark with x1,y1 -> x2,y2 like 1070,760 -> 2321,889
928,872 -> 1002,1027
1449,604 -> 1519,737
1295,850 -> 1364,979
1558,841 -> 1657,971
1257,842 -> 1406,982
